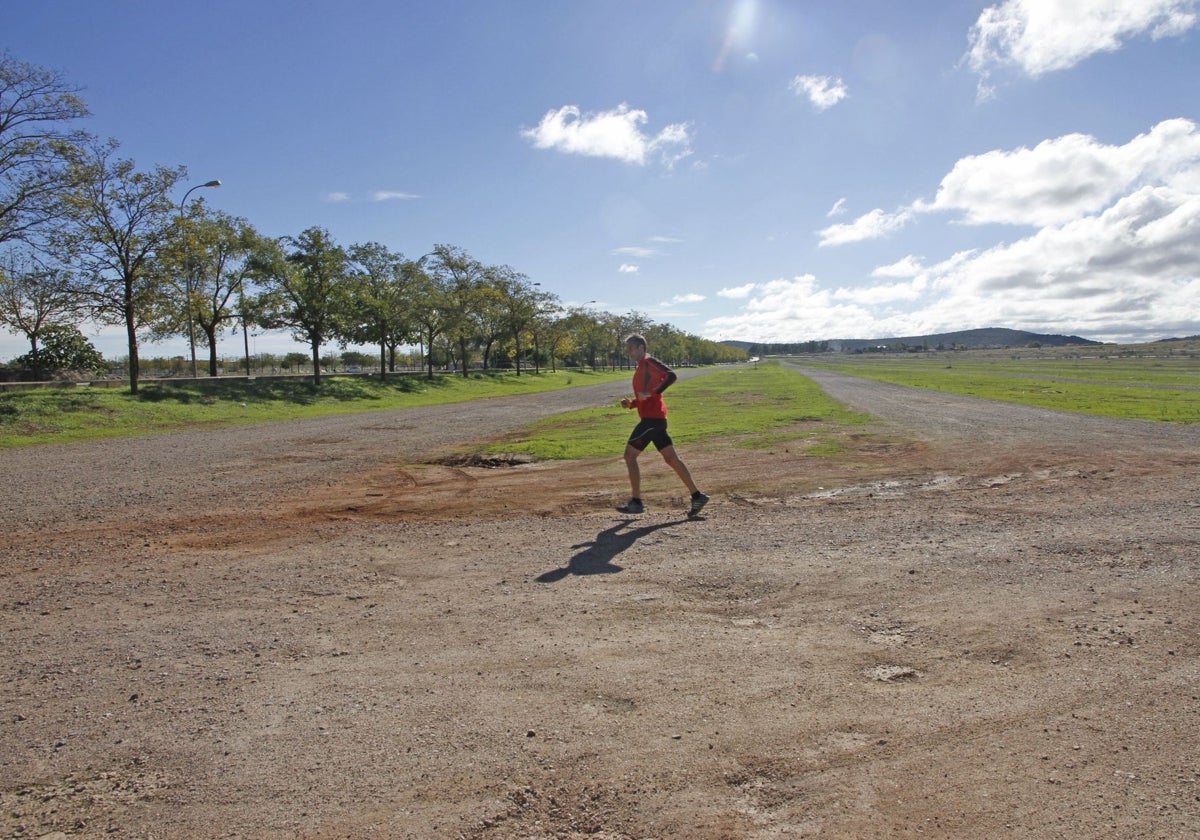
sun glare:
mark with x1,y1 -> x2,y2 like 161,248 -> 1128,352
714,0 -> 759,73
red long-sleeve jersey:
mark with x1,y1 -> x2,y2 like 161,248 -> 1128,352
629,355 -> 677,419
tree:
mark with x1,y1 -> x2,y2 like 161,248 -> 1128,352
0,248 -> 80,378
563,308 -> 609,370
406,256 -> 451,380
344,242 -> 415,380
0,53 -> 91,247
426,244 -> 487,377
9,322 -> 104,376
249,227 -> 350,384
158,209 -> 261,376
54,140 -> 187,394
494,268 -> 541,375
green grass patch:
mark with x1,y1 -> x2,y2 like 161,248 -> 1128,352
478,362 -> 869,460
0,369 -> 631,449
791,355 -> 1200,423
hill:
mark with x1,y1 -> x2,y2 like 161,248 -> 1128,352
724,327 -> 1102,355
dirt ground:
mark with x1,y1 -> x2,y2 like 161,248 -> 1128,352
1,365 -> 1198,839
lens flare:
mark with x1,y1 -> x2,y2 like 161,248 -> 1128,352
714,0 -> 758,73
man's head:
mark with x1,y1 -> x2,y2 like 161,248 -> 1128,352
624,333 -> 647,361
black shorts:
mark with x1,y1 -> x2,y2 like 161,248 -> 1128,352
627,417 -> 673,451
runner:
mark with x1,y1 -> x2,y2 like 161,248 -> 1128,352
615,333 -> 710,518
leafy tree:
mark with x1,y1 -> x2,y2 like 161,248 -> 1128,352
10,322 -> 104,375
494,268 -> 542,375
0,248 -> 80,377
159,209 -> 261,376
407,255 -> 452,380
563,308 -> 609,370
426,244 -> 487,377
341,350 -> 372,368
344,241 -> 415,380
0,53 -> 92,246
249,226 -> 350,384
281,351 -> 308,371
471,273 -> 510,371
53,139 -> 187,394
540,309 -> 572,372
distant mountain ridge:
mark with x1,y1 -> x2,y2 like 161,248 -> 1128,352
724,327 -> 1101,354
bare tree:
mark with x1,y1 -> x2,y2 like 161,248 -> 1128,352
0,53 -> 91,246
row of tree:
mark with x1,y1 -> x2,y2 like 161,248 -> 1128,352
0,52 -> 745,393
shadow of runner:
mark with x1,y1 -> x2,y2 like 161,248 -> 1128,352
535,518 -> 688,583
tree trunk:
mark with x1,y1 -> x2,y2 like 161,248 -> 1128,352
207,326 -> 220,376
310,342 -> 322,384
125,310 -> 139,395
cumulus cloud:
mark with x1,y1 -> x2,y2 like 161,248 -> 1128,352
713,119 -> 1200,344
967,0 -> 1197,92
619,264 -> 640,274
789,74 -> 848,110
669,293 -> 706,304
916,119 -> 1200,227
710,179 -> 1200,343
818,207 -> 913,246
522,103 -> 693,167
872,256 -> 925,278
717,283 -> 758,299
822,119 -> 1200,241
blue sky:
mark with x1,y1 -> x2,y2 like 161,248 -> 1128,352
4,0 -> 1200,360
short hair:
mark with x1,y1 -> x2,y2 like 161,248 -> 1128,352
624,333 -> 647,349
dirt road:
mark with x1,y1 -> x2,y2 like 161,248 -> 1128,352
2,367 -> 1198,839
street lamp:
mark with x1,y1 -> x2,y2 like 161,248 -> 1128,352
178,179 -> 222,378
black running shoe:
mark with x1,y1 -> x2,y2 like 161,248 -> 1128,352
688,492 -> 710,517
616,498 -> 645,514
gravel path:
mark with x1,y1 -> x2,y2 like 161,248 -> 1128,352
3,364 -> 1198,840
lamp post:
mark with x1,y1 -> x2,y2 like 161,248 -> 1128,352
178,179 -> 222,378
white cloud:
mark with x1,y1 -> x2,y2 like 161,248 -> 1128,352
967,0 -> 1198,81
324,192 -> 351,202
916,119 -> 1200,227
872,256 -> 925,278
818,208 -> 913,246
371,191 -> 420,201
669,293 -> 706,304
827,197 -> 848,217
710,117 -> 1200,344
707,175 -> 1200,344
614,246 -> 659,258
521,103 -> 692,167
717,283 -> 758,299
789,74 -> 848,110
619,264 -> 640,274
825,120 -> 1200,245
833,278 -> 927,305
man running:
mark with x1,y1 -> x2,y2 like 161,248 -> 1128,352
616,333 -> 710,518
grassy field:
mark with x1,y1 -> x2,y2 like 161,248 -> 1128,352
5,347 -> 1195,451
789,348 -> 1200,423
0,369 -> 630,449
476,362 -> 869,460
